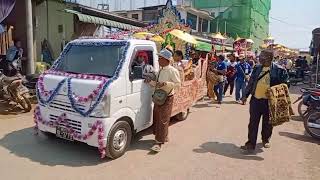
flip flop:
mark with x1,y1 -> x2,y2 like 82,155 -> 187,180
151,144 -> 162,152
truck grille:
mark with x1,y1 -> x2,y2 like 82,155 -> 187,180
49,114 -> 82,134
49,95 -> 86,113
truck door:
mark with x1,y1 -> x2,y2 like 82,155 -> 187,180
126,46 -> 157,132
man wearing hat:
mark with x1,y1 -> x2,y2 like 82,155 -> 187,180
241,50 -> 289,152
145,48 -> 181,152
235,54 -> 252,104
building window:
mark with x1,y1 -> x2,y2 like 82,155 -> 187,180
131,14 -> 139,20
187,13 -> 197,30
143,10 -> 159,22
202,20 -> 209,32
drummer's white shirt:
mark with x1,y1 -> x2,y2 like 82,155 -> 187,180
150,65 -> 181,96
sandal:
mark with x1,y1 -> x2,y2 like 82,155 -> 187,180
151,144 -> 162,152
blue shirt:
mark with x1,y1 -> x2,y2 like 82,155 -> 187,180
6,46 -> 18,62
235,62 -> 252,82
216,61 -> 227,74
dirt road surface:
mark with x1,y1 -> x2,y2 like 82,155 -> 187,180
0,89 -> 319,180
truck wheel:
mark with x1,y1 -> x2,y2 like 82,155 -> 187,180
175,109 -> 190,121
106,121 -> 132,159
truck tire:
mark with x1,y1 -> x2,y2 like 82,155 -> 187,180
175,109 -> 190,121
106,121 -> 132,159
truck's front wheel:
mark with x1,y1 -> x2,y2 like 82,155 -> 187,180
106,121 -> 132,159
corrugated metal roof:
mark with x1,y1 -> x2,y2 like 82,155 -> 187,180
64,9 -> 140,30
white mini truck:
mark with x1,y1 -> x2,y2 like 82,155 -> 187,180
36,39 -> 207,159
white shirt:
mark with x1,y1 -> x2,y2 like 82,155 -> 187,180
150,65 -> 181,95
286,59 -> 293,70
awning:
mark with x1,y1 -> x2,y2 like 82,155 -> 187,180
196,41 -> 212,52
64,9 -> 139,30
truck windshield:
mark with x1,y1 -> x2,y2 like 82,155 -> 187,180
55,45 -> 125,77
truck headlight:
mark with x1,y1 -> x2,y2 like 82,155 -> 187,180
90,95 -> 110,118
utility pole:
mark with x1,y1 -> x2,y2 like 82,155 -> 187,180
26,0 -> 35,74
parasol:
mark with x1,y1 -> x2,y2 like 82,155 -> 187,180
260,44 -> 268,49
246,39 -> 254,44
212,32 -> 227,40
169,29 -> 198,44
266,36 -> 274,40
133,32 -> 165,43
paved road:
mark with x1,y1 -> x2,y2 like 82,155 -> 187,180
0,89 -> 319,180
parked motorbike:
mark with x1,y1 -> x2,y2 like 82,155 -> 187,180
23,74 -> 39,97
293,87 -> 320,118
289,68 -> 311,86
304,111 -> 320,140
0,71 -> 32,112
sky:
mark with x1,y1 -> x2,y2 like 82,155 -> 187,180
270,0 -> 320,50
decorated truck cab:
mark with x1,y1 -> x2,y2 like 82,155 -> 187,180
34,38 -> 207,159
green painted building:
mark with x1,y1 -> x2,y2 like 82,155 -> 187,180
194,0 -> 271,49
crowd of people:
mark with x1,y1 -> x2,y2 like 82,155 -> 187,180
139,47 -> 292,153
206,52 -> 257,104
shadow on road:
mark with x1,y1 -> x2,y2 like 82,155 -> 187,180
193,103 -> 220,109
0,127 -> 108,167
0,101 -> 25,115
279,132 -> 320,145
0,118 -> 185,167
193,142 -> 264,161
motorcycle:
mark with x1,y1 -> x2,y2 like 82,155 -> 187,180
289,68 -> 311,86
304,111 -> 320,140
0,71 -> 32,112
23,74 -> 39,97
293,86 -> 320,118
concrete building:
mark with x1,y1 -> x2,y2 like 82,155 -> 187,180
114,0 -> 213,33
64,0 -> 170,11
194,0 -> 271,49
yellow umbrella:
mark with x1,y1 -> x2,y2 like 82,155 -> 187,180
133,32 -> 165,43
212,32 -> 227,40
246,39 -> 254,44
260,44 -> 268,49
266,36 -> 274,40
169,29 -> 198,44
235,36 -> 245,42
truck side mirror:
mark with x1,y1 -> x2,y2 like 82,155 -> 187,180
129,71 -> 134,81
130,66 -> 143,81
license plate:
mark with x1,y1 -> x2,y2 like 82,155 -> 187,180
18,85 -> 29,94
56,126 -> 74,141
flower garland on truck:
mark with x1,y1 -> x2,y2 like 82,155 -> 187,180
34,106 -> 107,158
36,41 -> 129,117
